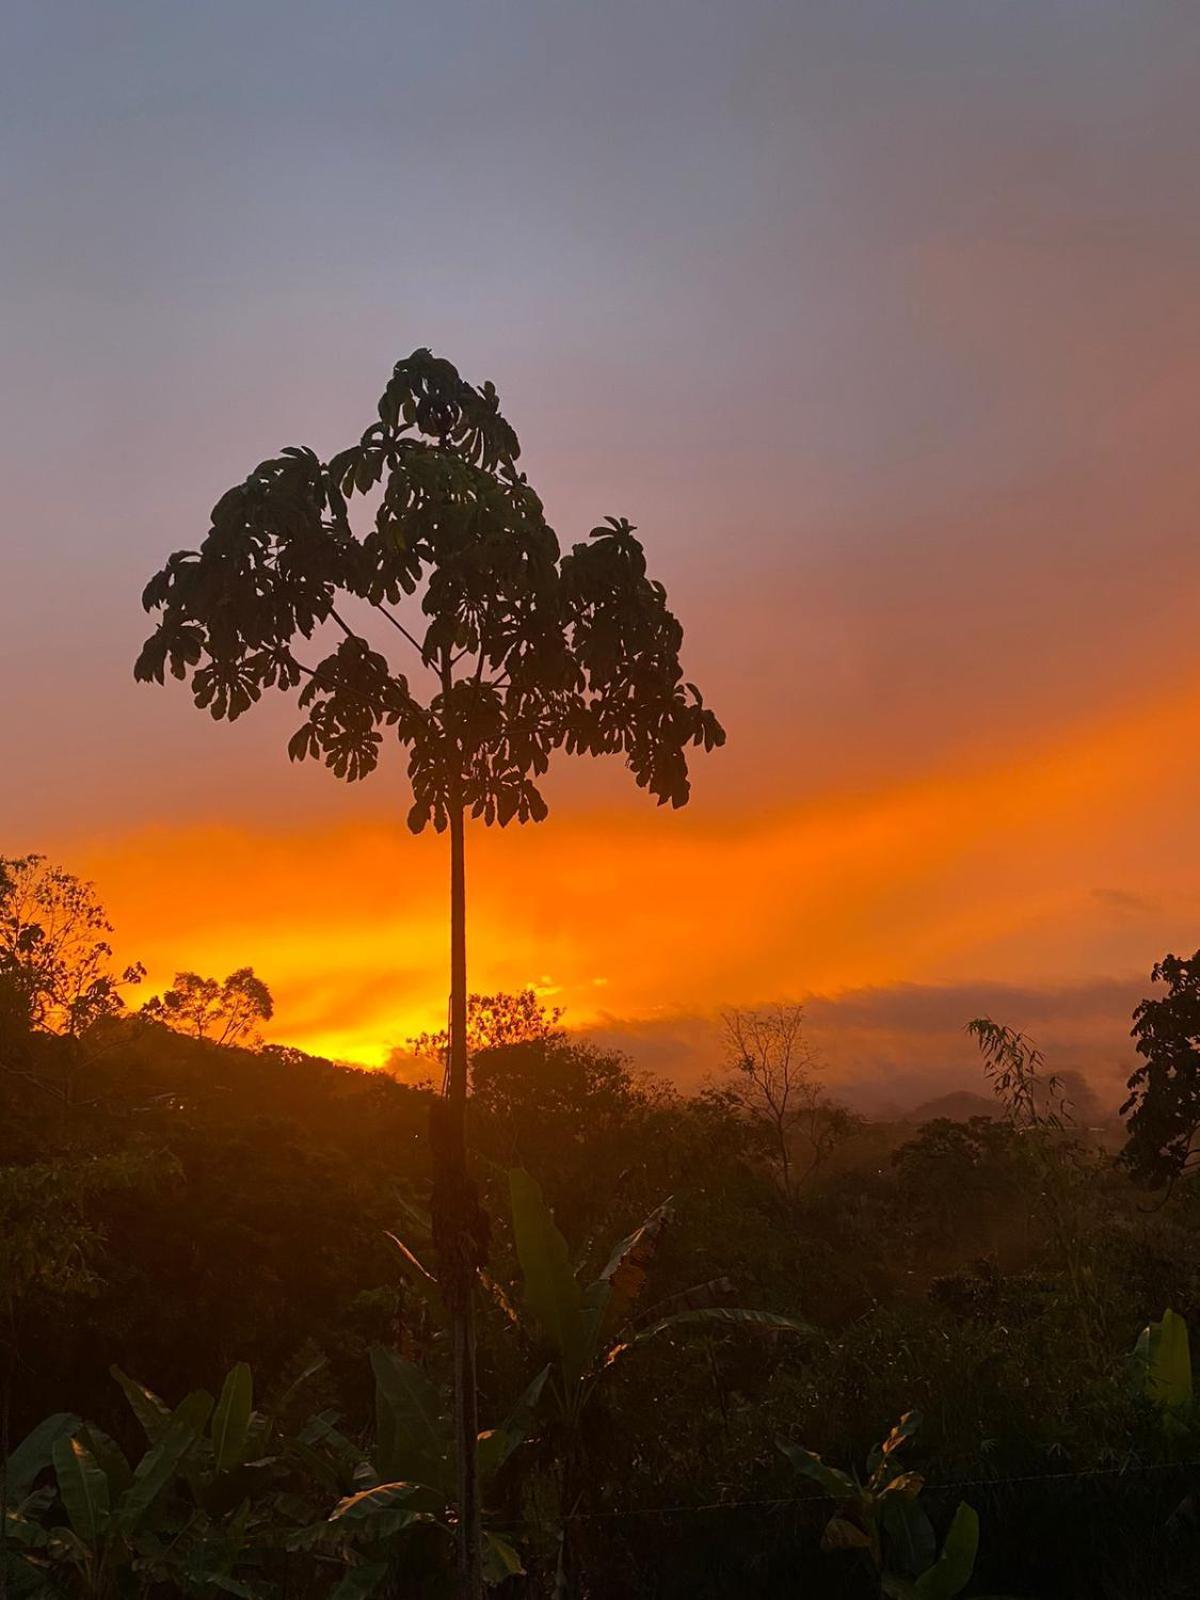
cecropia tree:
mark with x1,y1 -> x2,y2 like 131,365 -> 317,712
135,348 -> 724,1596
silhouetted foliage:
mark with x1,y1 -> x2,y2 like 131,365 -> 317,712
1122,951 -> 1200,1188
142,965 -> 274,1047
0,855 -> 145,1114
134,348 -> 723,825
403,989 -> 564,1081
722,1004 -> 859,1197
967,1016 -> 1073,1131
891,1117 -> 1024,1249
0,855 -> 145,1042
8,856 -> 1200,1597
472,1037 -> 631,1128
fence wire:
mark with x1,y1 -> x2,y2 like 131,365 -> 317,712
558,1453 -> 1200,1522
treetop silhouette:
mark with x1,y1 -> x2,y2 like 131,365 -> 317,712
0,854 -> 144,1042
142,966 -> 274,1049
134,347 -> 723,830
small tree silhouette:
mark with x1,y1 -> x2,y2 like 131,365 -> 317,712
134,348 -> 724,1596
404,987 -> 564,1080
0,854 -> 145,1112
1121,951 -> 1200,1189
142,966 -> 274,1048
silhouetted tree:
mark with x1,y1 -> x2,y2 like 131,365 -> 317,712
474,1035 -> 631,1118
403,987 -> 563,1084
721,1004 -> 855,1197
967,1017 -> 1073,1131
892,1116 -> 1024,1250
134,349 -> 723,1596
0,855 -> 144,1110
143,966 -> 274,1047
1121,951 -> 1200,1188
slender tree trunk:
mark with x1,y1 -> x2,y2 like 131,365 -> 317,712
447,798 -> 483,1599
776,1113 -> 792,1201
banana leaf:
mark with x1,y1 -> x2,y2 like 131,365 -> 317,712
913,1502 -> 979,1600
482,1531 -> 525,1584
50,1437 -> 109,1544
369,1345 -> 450,1496
477,1366 -> 550,1486
4,1413 -> 81,1500
509,1170 -> 588,1388
116,1389 -> 212,1533
606,1306 -> 812,1365
777,1441 -> 857,1501
211,1364 -> 253,1473
110,1368 -> 172,1443
1130,1308 -> 1192,1411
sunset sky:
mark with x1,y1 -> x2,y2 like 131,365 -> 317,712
4,2 -> 1199,1107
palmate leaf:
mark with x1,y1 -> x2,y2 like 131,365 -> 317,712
136,349 -> 724,826
50,1437 -> 109,1544
606,1307 -> 813,1367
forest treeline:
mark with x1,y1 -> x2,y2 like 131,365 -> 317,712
6,852 -> 1200,1598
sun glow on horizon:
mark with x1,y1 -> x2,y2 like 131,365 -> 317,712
62,675 -> 1200,1077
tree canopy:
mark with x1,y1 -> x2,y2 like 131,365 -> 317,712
403,988 -> 563,1078
135,348 -> 724,830
0,854 -> 144,1039
142,967 -> 274,1048
1121,951 -> 1200,1187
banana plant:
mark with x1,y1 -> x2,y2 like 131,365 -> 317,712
505,1169 -> 811,1594
1129,1307 -> 1195,1451
1130,1307 -> 1192,1410
779,1412 -> 980,1600
1,1361 -> 338,1599
3,1384 -> 215,1598
282,1343 -> 549,1594
508,1169 -> 809,1431
2,1412 -> 80,1598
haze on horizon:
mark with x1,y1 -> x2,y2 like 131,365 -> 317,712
4,1 -> 1199,1107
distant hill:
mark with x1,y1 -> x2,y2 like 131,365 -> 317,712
901,1090 -> 999,1124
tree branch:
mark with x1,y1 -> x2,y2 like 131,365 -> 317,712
372,601 -> 433,664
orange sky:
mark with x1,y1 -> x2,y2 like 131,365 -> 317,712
63,672 -> 1200,1096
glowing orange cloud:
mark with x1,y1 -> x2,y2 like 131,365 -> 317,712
63,674 -> 1200,1075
